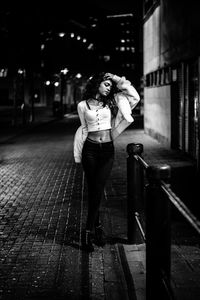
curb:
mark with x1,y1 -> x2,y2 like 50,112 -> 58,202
118,243 -> 146,300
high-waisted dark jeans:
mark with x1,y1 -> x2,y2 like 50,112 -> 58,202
82,138 -> 115,231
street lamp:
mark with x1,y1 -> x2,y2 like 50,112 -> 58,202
60,68 -> 69,117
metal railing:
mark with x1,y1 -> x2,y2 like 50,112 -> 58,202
126,143 -> 200,300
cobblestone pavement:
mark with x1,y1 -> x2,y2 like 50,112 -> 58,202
0,116 -> 134,300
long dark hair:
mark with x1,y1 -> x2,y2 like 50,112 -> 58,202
82,72 -> 118,116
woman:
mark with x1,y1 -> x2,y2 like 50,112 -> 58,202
74,72 -> 140,252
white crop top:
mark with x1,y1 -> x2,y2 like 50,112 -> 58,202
74,75 -> 141,162
77,100 -> 112,133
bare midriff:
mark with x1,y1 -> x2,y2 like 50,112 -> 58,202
88,129 -> 112,143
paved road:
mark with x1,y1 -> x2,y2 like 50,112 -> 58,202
0,115 -> 135,300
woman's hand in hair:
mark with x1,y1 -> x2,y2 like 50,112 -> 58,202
105,73 -> 121,84
104,73 -> 114,80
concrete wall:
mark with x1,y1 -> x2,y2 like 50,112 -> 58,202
144,1 -> 200,71
143,6 -> 160,74
143,5 -> 170,144
160,0 -> 200,66
144,85 -> 171,146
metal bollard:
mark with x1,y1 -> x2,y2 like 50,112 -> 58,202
126,143 -> 144,244
145,164 -> 172,299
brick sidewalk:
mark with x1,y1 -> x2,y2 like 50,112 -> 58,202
0,117 -> 133,300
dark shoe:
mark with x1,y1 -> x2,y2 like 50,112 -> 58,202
81,230 -> 94,252
94,225 -> 106,247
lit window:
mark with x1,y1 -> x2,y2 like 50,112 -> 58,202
103,55 -> 110,61
0,68 -> 8,77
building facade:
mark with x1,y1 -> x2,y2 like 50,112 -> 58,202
143,0 -> 200,169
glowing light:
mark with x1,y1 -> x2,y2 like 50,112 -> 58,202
54,82 -> 59,87
61,68 -> 69,75
76,73 -> 82,79
103,55 -> 110,62
107,13 -> 133,18
18,69 -> 24,74
87,43 -> 94,50
58,32 -> 65,37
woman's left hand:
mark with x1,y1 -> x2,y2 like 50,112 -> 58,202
105,73 -> 121,84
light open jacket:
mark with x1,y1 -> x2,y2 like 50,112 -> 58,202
73,76 -> 140,163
